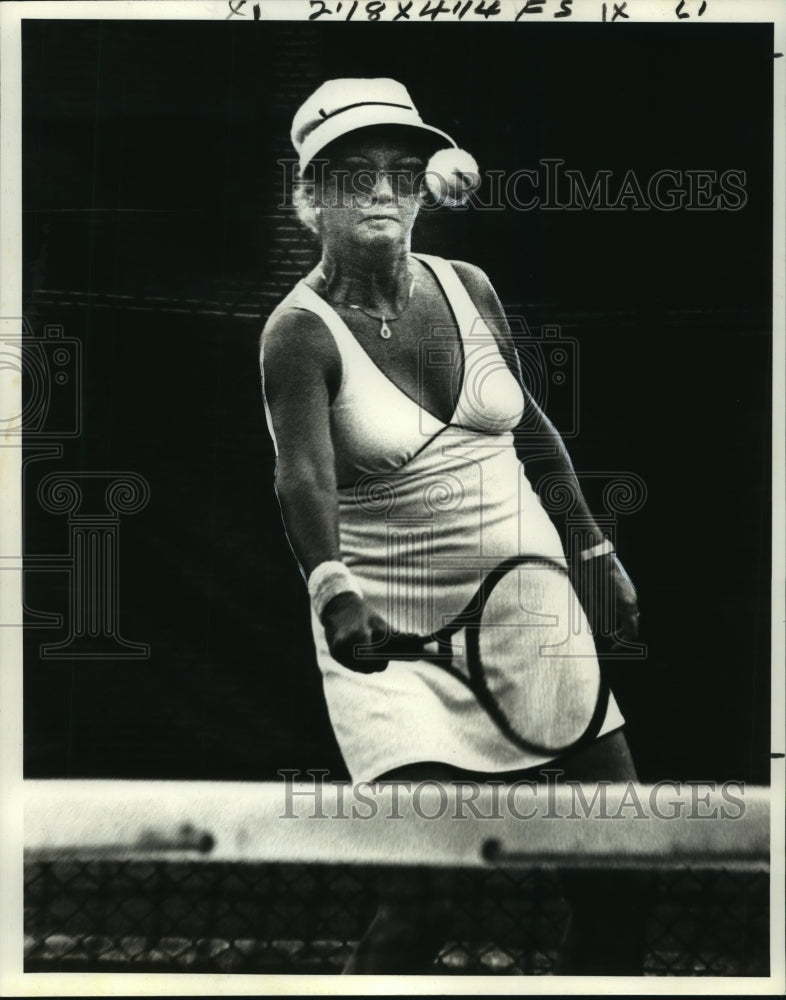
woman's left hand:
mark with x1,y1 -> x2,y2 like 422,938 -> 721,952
572,552 -> 641,650
608,555 -> 640,647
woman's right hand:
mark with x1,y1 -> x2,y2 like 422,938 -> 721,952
321,592 -> 391,673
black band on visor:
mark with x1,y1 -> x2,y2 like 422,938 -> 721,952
318,101 -> 413,120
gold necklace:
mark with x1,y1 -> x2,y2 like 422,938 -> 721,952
318,269 -> 416,340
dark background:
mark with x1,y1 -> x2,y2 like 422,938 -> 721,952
22,20 -> 772,783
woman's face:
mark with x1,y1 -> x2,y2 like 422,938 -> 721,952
316,130 -> 428,251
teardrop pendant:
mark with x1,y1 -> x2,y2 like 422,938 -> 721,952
380,320 -> 392,340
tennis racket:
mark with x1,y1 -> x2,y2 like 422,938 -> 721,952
365,555 -> 610,759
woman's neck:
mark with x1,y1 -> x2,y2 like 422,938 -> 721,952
318,245 -> 414,313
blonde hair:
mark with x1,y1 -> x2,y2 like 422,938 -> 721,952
292,169 -> 321,236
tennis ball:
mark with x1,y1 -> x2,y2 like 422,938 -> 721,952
424,148 -> 481,206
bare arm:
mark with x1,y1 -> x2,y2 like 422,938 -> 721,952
260,308 -> 343,576
260,307 -> 389,668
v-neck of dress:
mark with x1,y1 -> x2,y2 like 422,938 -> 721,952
296,253 -> 467,429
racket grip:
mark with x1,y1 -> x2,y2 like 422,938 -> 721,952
374,632 -> 428,660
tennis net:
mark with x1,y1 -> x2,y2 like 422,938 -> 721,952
24,779 -> 771,976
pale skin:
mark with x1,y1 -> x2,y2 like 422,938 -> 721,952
261,130 -> 650,974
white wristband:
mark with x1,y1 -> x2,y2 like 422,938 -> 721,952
579,538 -> 615,562
307,560 -> 364,619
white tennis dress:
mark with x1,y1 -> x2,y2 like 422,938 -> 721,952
265,253 -> 624,781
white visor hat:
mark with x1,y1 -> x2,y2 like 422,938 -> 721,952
291,78 -> 457,173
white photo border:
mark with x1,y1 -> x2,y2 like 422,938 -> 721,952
1,1 -> 783,996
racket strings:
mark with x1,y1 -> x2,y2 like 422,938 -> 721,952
464,559 -> 608,759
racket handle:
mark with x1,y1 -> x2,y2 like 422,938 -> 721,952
374,633 -> 428,659
371,634 -> 449,666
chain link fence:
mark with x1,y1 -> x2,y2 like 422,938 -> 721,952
24,858 -> 769,976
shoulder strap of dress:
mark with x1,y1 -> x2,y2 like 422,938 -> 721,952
409,253 -> 480,336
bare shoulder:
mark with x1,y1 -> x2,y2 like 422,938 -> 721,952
449,259 -> 500,308
260,304 -> 336,364
449,259 -> 511,332
259,305 -> 341,399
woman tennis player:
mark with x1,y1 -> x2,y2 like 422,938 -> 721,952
260,78 -> 648,974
